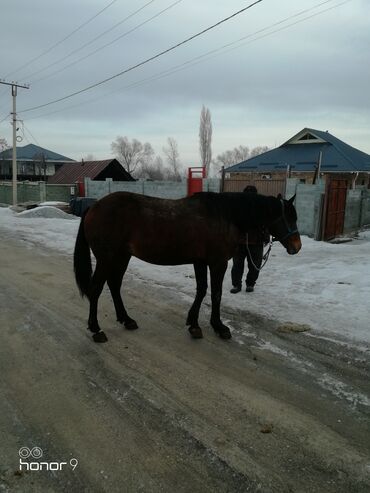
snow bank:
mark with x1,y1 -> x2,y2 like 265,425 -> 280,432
17,206 -> 75,220
39,201 -> 69,207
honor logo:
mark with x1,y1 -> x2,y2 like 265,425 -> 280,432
19,447 -> 78,472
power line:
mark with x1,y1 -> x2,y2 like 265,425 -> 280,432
4,0 -> 119,80
29,0 -> 183,86
168,0 -> 352,76
24,0 -> 158,83
21,0 -> 348,121
19,0 -> 263,113
22,122 -> 41,146
0,112 -> 11,124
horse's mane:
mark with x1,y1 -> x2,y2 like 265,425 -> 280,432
189,192 -> 280,230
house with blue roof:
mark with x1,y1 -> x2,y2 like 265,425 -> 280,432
225,128 -> 370,190
0,144 -> 75,181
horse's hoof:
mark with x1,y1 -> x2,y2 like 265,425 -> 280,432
93,331 -> 108,343
218,329 -> 232,340
213,326 -> 232,340
188,326 -> 203,339
124,320 -> 138,331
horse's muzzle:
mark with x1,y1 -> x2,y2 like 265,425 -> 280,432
286,234 -> 302,255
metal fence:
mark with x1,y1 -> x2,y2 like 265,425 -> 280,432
0,181 -> 77,204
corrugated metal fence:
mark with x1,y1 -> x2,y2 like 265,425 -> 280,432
222,178 -> 286,196
0,182 -> 77,204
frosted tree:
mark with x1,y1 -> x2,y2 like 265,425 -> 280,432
111,136 -> 154,176
163,137 -> 181,181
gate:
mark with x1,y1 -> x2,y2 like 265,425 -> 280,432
187,167 -> 206,196
77,181 -> 85,197
323,178 -> 348,240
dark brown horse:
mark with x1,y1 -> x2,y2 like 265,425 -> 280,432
74,191 -> 301,342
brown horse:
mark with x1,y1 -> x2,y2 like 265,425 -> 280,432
74,191 -> 301,342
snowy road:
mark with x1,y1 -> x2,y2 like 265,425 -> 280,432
0,207 -> 370,492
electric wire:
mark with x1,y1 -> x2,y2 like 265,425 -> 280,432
4,0 -> 119,80
22,122 -> 41,147
23,0 -> 158,82
29,0 -> 182,86
0,113 -> 11,124
19,0 -> 263,113
172,0 -> 353,77
0,0 -> 159,106
21,0 -> 349,121
21,0 -> 348,121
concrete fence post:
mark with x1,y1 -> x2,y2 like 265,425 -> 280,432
19,181 -> 26,203
39,181 -> 46,202
359,189 -> 367,227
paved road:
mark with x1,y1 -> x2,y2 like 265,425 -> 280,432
0,233 -> 369,492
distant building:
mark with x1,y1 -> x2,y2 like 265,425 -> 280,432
0,143 -> 75,180
225,128 -> 370,190
48,159 -> 134,185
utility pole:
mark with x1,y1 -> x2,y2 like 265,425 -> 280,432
0,79 -> 29,205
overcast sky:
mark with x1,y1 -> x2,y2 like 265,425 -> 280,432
0,0 -> 369,170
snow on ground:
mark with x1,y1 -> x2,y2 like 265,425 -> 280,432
1,206 -> 369,347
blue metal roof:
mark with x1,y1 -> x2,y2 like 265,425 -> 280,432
225,128 -> 370,173
0,143 -> 74,162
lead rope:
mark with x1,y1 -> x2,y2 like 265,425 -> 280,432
245,233 -> 273,272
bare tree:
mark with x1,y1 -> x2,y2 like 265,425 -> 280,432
32,152 -> 47,180
233,145 -> 251,162
250,146 -> 269,157
199,105 -> 212,176
213,145 -> 250,169
213,145 -> 269,174
139,156 -> 166,181
0,137 -> 10,177
111,136 -> 154,176
163,137 -> 181,181
0,137 -> 9,152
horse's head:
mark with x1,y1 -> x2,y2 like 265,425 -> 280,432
269,195 -> 301,255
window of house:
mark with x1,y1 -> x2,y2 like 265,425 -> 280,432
298,133 -> 317,141
290,132 -> 325,145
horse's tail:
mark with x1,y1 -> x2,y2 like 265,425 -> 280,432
74,210 -> 92,299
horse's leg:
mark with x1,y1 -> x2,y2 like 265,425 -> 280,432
107,255 -> 138,331
88,261 -> 109,343
209,260 -> 231,340
186,261 -> 207,339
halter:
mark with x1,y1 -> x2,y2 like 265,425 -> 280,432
270,199 -> 298,243
244,199 -> 297,272
245,234 -> 273,272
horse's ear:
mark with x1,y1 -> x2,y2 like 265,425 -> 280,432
288,194 -> 296,204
